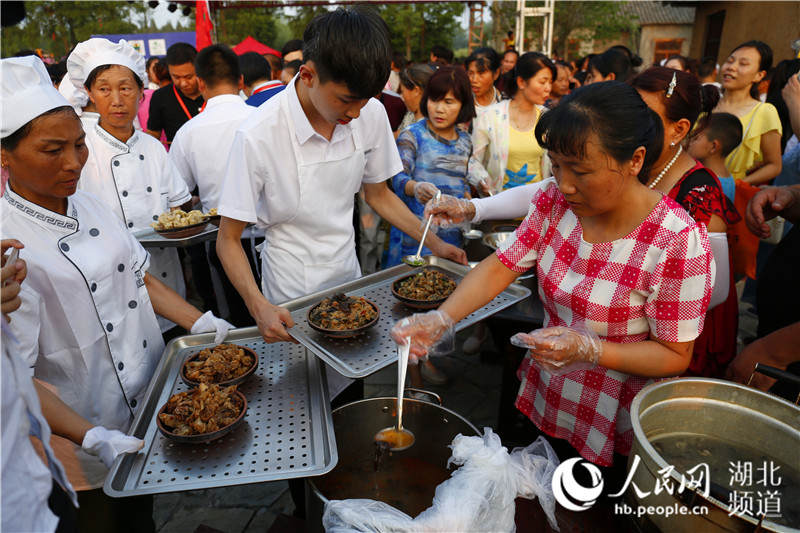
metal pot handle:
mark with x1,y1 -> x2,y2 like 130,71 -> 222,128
404,388 -> 442,405
749,364 -> 800,405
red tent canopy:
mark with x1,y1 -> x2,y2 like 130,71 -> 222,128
233,36 -> 281,57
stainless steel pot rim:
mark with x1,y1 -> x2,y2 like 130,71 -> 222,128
629,377 -> 800,529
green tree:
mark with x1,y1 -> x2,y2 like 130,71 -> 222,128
379,3 -> 465,62
1,1 -> 147,59
216,7 -> 278,47
548,1 -> 637,59
285,5 -> 331,41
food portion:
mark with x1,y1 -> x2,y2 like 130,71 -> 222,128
309,293 -> 378,330
183,343 -> 255,384
158,383 -> 243,436
395,269 -> 456,301
205,208 -> 218,216
151,209 -> 207,230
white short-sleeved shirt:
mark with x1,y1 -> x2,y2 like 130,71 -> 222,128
169,94 -> 255,212
218,77 -> 402,227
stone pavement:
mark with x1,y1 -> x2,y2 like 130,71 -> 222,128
154,304 -> 761,532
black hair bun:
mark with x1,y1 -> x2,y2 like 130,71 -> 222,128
631,54 -> 643,68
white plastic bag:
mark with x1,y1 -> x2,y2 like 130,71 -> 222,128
322,428 -> 560,532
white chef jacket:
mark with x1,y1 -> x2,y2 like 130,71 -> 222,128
79,122 -> 191,332
79,111 -> 99,133
1,187 -> 165,490
169,94 -> 255,212
2,324 -> 77,533
218,77 -> 402,304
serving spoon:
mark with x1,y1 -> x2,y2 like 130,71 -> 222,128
375,339 -> 415,451
403,190 -> 442,267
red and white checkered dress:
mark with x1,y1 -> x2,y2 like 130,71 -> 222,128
497,179 -> 713,466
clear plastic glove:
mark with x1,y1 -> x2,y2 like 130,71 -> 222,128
423,194 -> 475,229
190,310 -> 234,344
81,426 -> 144,468
511,326 -> 602,375
413,181 -> 439,204
391,310 -> 455,364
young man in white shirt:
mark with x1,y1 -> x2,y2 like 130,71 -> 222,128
170,45 -> 259,326
217,7 -> 466,345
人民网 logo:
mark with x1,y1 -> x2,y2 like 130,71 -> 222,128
552,457 -> 604,511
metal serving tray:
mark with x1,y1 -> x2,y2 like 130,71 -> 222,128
104,328 -> 336,497
133,226 -> 219,248
284,256 -> 531,379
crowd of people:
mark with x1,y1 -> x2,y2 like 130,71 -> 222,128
2,5 -> 799,532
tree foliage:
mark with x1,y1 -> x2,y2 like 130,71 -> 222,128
2,1 -> 147,59
216,7 -> 278,47
549,1 -> 636,58
378,3 -> 465,62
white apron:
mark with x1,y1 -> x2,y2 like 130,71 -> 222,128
80,123 -> 190,332
1,189 -> 165,489
261,96 -> 365,396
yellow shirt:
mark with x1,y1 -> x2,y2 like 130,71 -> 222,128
725,102 -> 782,180
504,122 -> 544,189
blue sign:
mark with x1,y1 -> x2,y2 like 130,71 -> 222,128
91,32 -> 195,58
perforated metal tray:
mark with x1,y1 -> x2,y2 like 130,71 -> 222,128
285,256 -> 531,378
104,329 -> 336,497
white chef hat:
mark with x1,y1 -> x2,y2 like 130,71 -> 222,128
0,56 -> 71,139
58,71 -> 89,114
67,38 -> 146,92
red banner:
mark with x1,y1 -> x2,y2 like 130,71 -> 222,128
195,0 -> 213,50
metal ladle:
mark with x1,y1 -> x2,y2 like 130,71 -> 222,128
375,339 -> 415,451
403,190 -> 441,267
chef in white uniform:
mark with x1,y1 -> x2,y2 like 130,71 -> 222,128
217,8 -> 467,351
0,56 -> 230,531
67,38 -> 191,333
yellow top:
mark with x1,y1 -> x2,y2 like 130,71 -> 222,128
725,102 -> 782,180
504,122 -> 544,189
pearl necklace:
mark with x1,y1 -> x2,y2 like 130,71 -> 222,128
648,145 -> 682,189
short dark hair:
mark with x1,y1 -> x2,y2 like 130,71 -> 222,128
85,64 -> 144,91
589,48 -> 635,82
264,53 -> 282,77
630,66 -> 719,131
504,49 -> 520,60
535,82 -> 664,184
165,42 -> 197,67
464,47 -> 500,73
195,44 -> 240,87
505,52 -> 556,98
701,112 -> 743,156
46,62 -> 67,86
303,7 -> 391,99
2,106 -> 77,150
729,40 -> 773,99
146,56 -> 160,70
697,57 -> 717,78
283,59 -> 302,78
430,45 -> 453,64
281,39 -> 303,58
238,52 -> 270,86
399,63 -> 435,91
666,54 -> 698,75
420,65 -> 475,124
391,51 -> 407,70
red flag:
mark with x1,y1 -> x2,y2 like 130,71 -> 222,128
196,0 -> 214,50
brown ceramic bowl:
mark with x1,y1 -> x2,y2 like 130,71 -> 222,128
180,345 -> 259,388
307,297 -> 380,339
391,272 -> 455,310
156,389 -> 247,444
154,220 -> 209,239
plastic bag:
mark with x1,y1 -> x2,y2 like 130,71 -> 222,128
322,429 -> 560,532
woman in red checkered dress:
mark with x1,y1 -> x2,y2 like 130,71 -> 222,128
393,82 -> 714,466
631,67 -> 741,378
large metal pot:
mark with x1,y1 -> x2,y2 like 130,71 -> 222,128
628,378 -> 800,532
306,395 -> 480,532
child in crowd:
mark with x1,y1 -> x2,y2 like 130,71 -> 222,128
689,112 -> 744,202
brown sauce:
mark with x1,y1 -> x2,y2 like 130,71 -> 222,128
375,427 -> 415,450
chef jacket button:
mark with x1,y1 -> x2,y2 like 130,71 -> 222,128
128,300 -> 138,309
161,272 -> 167,278
91,282 -> 97,292
153,215 -> 158,221
130,399 -> 137,408
106,323 -> 114,332
60,243 -> 69,252
113,160 -> 120,167
118,362 -> 124,371
118,263 -> 125,272
122,190 -> 128,197
89,228 -> 99,237
128,222 -> 134,228
139,154 -> 145,160
147,186 -> 153,193
143,340 -> 147,348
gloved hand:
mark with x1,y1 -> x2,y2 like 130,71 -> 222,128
191,311 -> 234,344
510,326 -> 602,374
423,194 -> 475,228
413,181 -> 439,204
81,426 -> 144,469
391,310 -> 455,364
